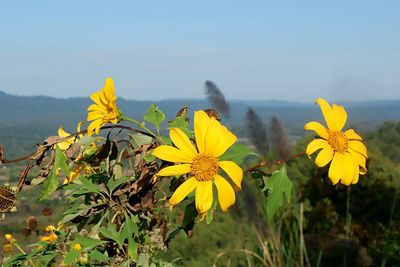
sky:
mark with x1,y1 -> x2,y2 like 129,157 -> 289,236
0,1 -> 399,102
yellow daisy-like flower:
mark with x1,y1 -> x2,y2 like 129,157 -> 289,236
87,77 -> 121,135
152,110 -> 243,215
73,243 -> 82,251
304,98 -> 368,185
5,234 -> 14,243
40,232 -> 58,243
3,243 -> 13,254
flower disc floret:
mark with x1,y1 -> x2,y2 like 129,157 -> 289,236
327,130 -> 348,153
191,154 -> 219,182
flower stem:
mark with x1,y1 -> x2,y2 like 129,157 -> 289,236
13,243 -> 37,267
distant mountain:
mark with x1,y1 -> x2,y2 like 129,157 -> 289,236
1,90 -> 400,157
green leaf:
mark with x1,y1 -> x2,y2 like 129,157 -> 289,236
129,133 -> 153,147
168,113 -> 192,138
73,237 -> 103,248
89,250 -> 109,262
40,254 -> 56,266
79,176 -> 103,194
143,104 -> 165,131
39,168 -> 58,200
128,239 -> 138,261
55,147 -> 69,176
40,147 -> 69,200
100,224 -> 123,248
219,143 -> 255,165
180,200 -> 198,236
63,248 -> 80,265
206,197 -> 218,224
107,175 -> 131,193
263,165 -> 293,222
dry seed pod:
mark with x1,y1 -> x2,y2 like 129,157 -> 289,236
27,216 -> 39,231
21,227 -> 32,237
0,186 -> 16,213
42,207 -> 53,216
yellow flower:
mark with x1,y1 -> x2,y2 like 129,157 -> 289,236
40,232 -> 57,243
5,234 -> 14,243
304,98 -> 368,185
3,243 -> 13,254
87,77 -> 121,135
45,225 -> 56,232
57,127 -> 75,150
63,164 -> 84,185
73,243 -> 82,251
152,110 -> 243,215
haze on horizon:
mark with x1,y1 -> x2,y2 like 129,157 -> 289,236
1,1 -> 399,102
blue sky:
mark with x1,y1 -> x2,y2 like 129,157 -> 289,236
0,1 -> 399,101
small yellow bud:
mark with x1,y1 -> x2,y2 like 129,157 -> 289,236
73,243 -> 82,251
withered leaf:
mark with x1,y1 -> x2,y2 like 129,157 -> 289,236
93,136 -> 111,165
204,108 -> 221,121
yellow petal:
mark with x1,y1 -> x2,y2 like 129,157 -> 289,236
315,98 -> 337,130
68,165 -> 83,183
103,77 -> 115,100
349,149 -> 367,175
88,103 -> 106,112
306,139 -> 330,156
348,140 -> 368,157
345,129 -> 362,141
351,156 -> 360,184
87,111 -> 105,121
340,153 -> 354,186
152,145 -> 193,163
195,181 -> 213,214
100,89 -> 110,107
204,118 -> 222,154
169,128 -> 197,158
328,153 -> 344,185
348,148 -> 366,168
169,177 -> 198,206
332,104 -> 347,131
214,175 -> 235,212
57,142 -> 70,151
58,127 -> 70,138
218,161 -> 243,188
194,110 -> 211,153
212,125 -> 237,157
87,119 -> 103,135
315,146 -> 334,167
156,164 -> 191,176
90,92 -> 103,107
304,121 -> 329,139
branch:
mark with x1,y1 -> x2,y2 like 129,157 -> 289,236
245,152 -> 306,174
1,125 -> 154,164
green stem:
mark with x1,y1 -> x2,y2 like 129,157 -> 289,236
13,243 -> 37,267
121,116 -> 165,144
121,116 -> 157,137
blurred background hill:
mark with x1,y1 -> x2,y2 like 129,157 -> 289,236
1,90 -> 400,158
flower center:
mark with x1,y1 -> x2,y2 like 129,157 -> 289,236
191,154 -> 219,181
327,130 -> 348,153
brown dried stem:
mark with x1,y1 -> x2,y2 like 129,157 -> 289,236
245,152 -> 306,174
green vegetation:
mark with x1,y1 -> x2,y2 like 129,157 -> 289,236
1,91 -> 399,266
